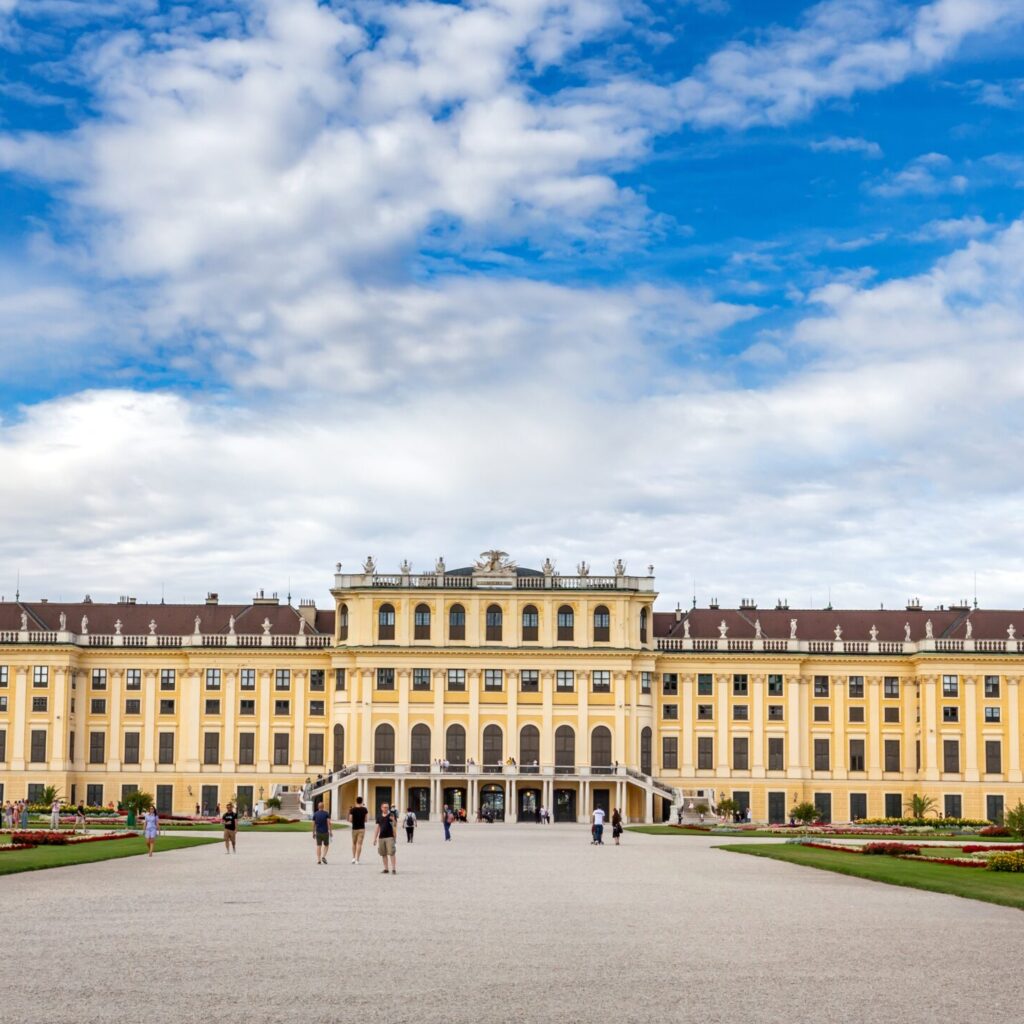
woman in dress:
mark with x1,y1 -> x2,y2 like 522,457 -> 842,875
143,807 -> 160,857
611,807 -> 623,846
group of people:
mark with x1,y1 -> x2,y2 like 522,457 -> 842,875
3,800 -> 31,829
590,807 -> 624,845
3,799 -> 92,832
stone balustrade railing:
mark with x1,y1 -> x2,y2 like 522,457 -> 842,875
0,630 -> 332,648
657,636 -> 1024,656
334,572 -> 655,592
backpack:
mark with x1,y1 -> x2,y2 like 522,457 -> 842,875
405,812 -> 415,827
446,810 -> 455,824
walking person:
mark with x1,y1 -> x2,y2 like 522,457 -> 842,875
374,802 -> 397,874
404,807 -> 417,843
50,797 -> 61,831
143,806 -> 160,857
312,802 -> 332,864
591,805 -> 606,845
348,795 -> 368,864
611,807 -> 623,846
75,802 -> 86,833
21,801 -> 30,829
442,804 -> 454,842
222,802 -> 238,854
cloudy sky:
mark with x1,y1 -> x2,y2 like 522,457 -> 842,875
1,0 -> 1023,611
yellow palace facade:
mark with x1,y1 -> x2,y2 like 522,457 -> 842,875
1,551 -> 1022,824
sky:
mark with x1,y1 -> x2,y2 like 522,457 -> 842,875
1,0 -> 1024,611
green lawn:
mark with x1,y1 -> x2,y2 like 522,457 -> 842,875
0,835 -> 220,876
719,842 -> 1024,911
627,825 -> 1018,841
160,820 -> 345,832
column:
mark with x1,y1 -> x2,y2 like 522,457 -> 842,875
432,669 -> 445,762
506,777 -> 514,820
922,676 -> 939,781
182,669 -> 201,772
468,777 -> 476,817
751,673 -> 765,778
1008,678 -> 1022,782
142,670 -> 157,770
10,667 -> 27,770
541,670 -> 554,765
580,778 -> 589,822
360,669 -> 373,764
963,675 -> 979,782
577,670 -> 589,769
867,676 -> 882,779
397,668 -> 410,765
51,667 -> 69,769
680,673 -> 694,775
257,670 -> 272,771
646,787 -> 655,824
715,673 -> 729,774
834,672 -> 846,776
786,675 -> 803,778
468,670 -> 480,763
106,668 -> 122,771
223,669 -> 237,772
614,672 -> 627,764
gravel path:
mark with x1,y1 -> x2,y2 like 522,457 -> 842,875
5,824 -> 1023,1023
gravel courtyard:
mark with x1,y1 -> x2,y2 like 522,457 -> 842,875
6,824 -> 1024,1023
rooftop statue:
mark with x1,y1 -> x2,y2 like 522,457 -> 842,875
20,611 -> 27,631
81,615 -> 89,635
790,618 -> 798,639
576,560 -> 590,577
754,618 -> 762,639
228,615 -> 235,635
613,558 -> 626,577
541,557 -> 555,576
474,549 -> 516,574
834,624 -> 842,641
262,617 -> 272,635
298,617 -> 306,635
965,619 -> 972,640
399,559 -> 411,574
683,618 -> 690,639
925,619 -> 934,639
194,616 -> 202,635
718,620 -> 728,639
149,619 -> 157,635
869,624 -> 878,641
362,555 -> 376,574
435,556 -> 446,574
115,619 -> 123,635
904,622 -> 912,642
59,612 -> 67,631
1009,624 -> 1017,640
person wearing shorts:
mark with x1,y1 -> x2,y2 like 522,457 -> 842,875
348,796 -> 368,864
222,802 -> 238,854
312,803 -> 332,864
373,802 -> 397,874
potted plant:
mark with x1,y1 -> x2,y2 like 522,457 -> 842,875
789,801 -> 820,825
123,790 -> 153,829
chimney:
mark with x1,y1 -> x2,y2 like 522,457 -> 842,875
298,599 -> 317,628
206,592 -> 219,605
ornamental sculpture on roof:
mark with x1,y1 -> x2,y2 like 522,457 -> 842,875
613,558 -> 626,577
718,619 -> 728,638
834,624 -> 842,641
474,550 -> 516,575
435,556 -> 446,574
965,618 -> 972,640
20,611 -> 27,630
115,619 -> 122,635
542,557 -> 554,576
399,560 -> 411,574
149,619 -> 157,635
59,612 -> 67,631
754,619 -> 762,639
362,555 -> 376,574
904,622 -> 912,642
262,617 -> 272,635
870,624 -> 878,641
925,619 -> 934,639
576,561 -> 590,577
790,618 -> 797,639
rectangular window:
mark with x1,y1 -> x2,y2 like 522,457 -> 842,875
943,739 -> 960,774
308,733 -> 325,766
238,732 -> 255,765
767,736 -> 784,771
236,786 -> 254,814
90,698 -> 107,714
697,673 -> 713,696
813,792 -> 832,824
984,675 -> 1000,698
155,785 -> 173,814
592,670 -> 611,693
732,674 -> 748,696
883,707 -> 900,723
0,728 -> 6,761
33,665 -> 49,687
813,738 -> 830,772
334,668 -> 346,691
275,669 -> 291,691
697,736 -> 713,770
944,794 -> 962,819
849,738 -> 865,772
159,699 -> 175,714
239,699 -> 255,716
309,700 -> 325,716
848,676 -> 864,699
884,739 -> 900,772
662,737 -> 678,770
125,668 -> 141,690
240,668 -> 256,690
484,669 -> 504,692
942,674 -> 959,697
985,706 -> 1001,723
768,704 -> 784,721
274,699 -> 290,716
0,665 -> 6,687
273,733 -> 289,765
520,670 -> 539,693
27,782 -> 44,803
123,732 -> 140,764
412,668 -> 431,691
89,731 -> 105,764
203,732 -> 220,765
376,668 -> 395,691
0,695 -> 8,711
849,793 -> 867,821
663,704 -> 678,720
697,704 -> 713,721
732,737 -> 749,770
205,668 -> 221,690
662,673 -> 678,695
86,784 -> 103,807
987,795 -> 1004,824
883,676 -> 900,698
767,674 -> 783,696
556,670 -> 574,692
68,732 -> 74,762
160,669 -> 175,691
942,706 -> 959,722
732,704 -> 748,721
813,706 -> 830,722
92,669 -> 107,690
884,793 -> 902,818
204,699 -> 220,715
640,672 -> 652,694
32,696 -> 48,713
158,732 -> 174,764
309,669 -> 325,692
813,675 -> 829,698
447,669 -> 466,692
848,706 -> 865,723
985,740 -> 1002,774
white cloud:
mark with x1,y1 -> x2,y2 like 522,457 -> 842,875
870,152 -> 968,197
910,215 -> 993,241
810,135 -> 883,158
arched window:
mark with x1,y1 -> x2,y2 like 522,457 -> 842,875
338,603 -> 349,642
640,726 -> 652,775
640,607 -> 648,645
445,724 -> 466,767
410,723 -> 431,771
374,723 -> 395,770
378,603 -> 395,641
555,725 -> 575,773
448,604 -> 466,641
519,724 -> 540,768
591,726 -> 612,771
521,605 -> 539,642
483,724 -> 503,769
414,603 -> 431,640
557,605 -> 574,641
593,605 -> 610,643
486,604 -> 503,642
332,724 -> 345,771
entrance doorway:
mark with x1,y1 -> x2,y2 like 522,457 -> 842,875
374,785 -> 393,813
480,784 -> 505,821
554,788 -> 576,822
443,787 -> 467,815
592,787 -> 610,816
409,786 -> 431,821
768,791 -> 786,824
518,787 -> 541,822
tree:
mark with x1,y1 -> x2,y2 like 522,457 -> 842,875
123,790 -> 153,828
1005,800 -> 1024,839
789,801 -> 820,825
716,798 -> 738,819
906,793 -> 937,820
39,784 -> 63,807
266,796 -> 282,811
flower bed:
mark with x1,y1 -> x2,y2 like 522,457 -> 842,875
987,851 -> 1024,872
961,844 -> 1024,854
863,841 -> 922,856
3,831 -> 137,849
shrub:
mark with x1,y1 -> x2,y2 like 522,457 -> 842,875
979,825 -> 1011,837
863,842 -> 920,856
1004,801 -> 1024,839
789,802 -> 820,825
986,851 -> 1024,872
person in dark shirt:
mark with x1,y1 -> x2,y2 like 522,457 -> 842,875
373,802 -> 397,874
222,802 -> 238,854
347,796 -> 368,864
312,803 -> 332,864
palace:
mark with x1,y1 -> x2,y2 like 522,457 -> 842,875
1,552 -> 1021,824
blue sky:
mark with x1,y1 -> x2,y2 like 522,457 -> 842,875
1,0 -> 1024,610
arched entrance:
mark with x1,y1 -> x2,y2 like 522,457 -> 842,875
554,788 -> 577,822
408,787 -> 431,820
518,787 -> 541,822
410,723 -> 431,772
480,784 -> 505,821
443,787 -> 467,815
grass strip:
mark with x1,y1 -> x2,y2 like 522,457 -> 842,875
0,835 -> 220,876
626,825 -> 1018,841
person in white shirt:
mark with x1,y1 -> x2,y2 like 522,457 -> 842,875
591,806 -> 606,845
